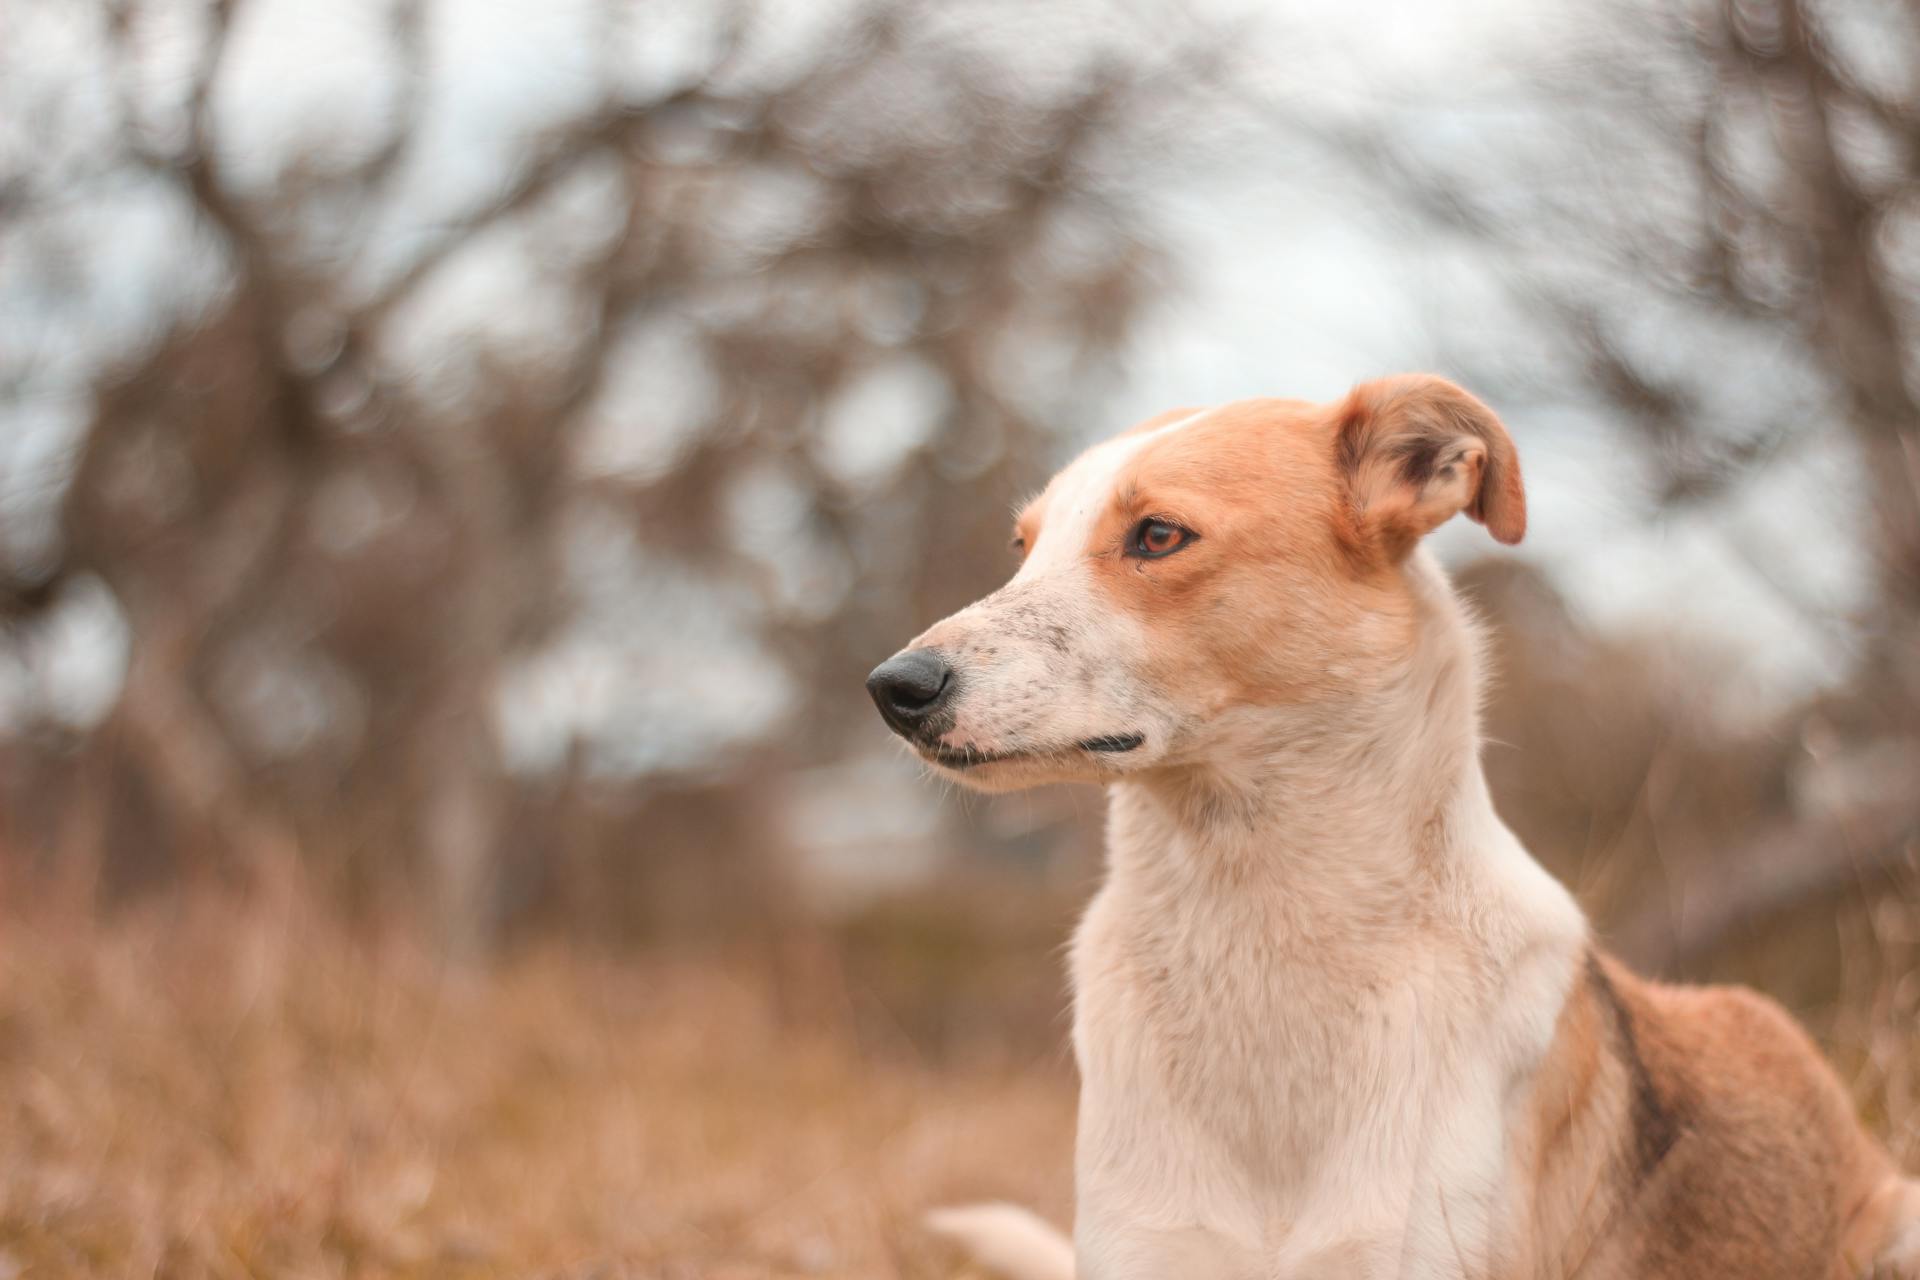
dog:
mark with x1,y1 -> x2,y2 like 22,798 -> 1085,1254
865,376 -> 1920,1279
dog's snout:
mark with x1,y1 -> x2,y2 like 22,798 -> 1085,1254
867,649 -> 954,735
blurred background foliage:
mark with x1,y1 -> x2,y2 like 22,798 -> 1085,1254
2,1 -> 1919,1273
0,0 -> 1916,1137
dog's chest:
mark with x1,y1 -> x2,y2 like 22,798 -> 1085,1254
1070,883 -> 1529,1275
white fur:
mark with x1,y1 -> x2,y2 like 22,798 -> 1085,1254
935,553 -> 1589,1280
1014,411 -> 1212,583
912,416 -> 1214,776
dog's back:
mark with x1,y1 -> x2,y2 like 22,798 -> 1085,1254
1524,952 -> 1920,1278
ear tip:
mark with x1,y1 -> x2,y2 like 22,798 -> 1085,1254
1473,507 -> 1525,544
1488,469 -> 1527,544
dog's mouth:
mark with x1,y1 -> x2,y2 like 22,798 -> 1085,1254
917,731 -> 1144,770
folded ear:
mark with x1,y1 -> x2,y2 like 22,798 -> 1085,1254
1334,374 -> 1526,559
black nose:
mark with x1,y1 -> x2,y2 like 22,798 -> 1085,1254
867,649 -> 954,735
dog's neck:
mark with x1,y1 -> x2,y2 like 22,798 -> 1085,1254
1103,554 -> 1569,956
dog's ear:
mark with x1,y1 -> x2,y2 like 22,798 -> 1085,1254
1334,374 -> 1526,559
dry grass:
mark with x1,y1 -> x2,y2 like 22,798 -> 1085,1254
0,889 -> 1074,1279
1,881 -> 1913,1280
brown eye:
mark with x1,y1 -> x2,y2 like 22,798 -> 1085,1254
1010,535 -> 1027,557
1130,518 -> 1192,559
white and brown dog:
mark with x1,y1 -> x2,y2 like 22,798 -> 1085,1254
866,377 -> 1920,1280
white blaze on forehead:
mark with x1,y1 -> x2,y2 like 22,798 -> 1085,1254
1015,409 -> 1213,581
924,407 -> 1215,755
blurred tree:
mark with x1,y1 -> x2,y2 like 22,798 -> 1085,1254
1338,0 -> 1920,966
0,0 -> 1222,945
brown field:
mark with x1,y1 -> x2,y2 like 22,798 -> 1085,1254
0,887 -> 1075,1280
1,878 -> 1914,1280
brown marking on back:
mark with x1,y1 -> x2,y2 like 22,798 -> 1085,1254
1582,951 -> 1681,1181
1518,949 -> 1911,1278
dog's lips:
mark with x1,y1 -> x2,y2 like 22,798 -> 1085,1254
918,743 -> 1026,769
913,732 -> 1144,770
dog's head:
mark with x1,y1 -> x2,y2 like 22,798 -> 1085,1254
866,375 -> 1525,792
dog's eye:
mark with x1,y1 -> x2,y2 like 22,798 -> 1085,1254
1130,518 -> 1193,559
1010,535 -> 1027,557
